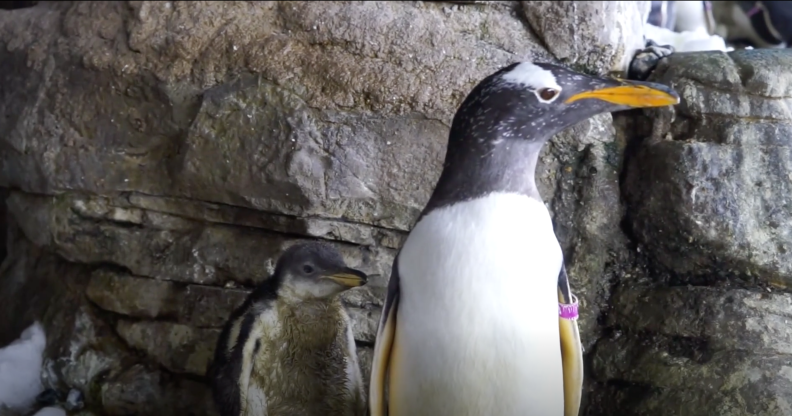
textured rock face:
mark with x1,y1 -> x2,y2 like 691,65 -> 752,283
0,187 -> 7,262
625,50 -> 792,288
591,287 -> 792,416
521,1 -> 652,74
8,3 -> 791,416
588,49 -> 792,416
0,1 -> 652,415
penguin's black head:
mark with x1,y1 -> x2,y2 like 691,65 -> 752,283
274,241 -> 368,301
450,61 -> 680,143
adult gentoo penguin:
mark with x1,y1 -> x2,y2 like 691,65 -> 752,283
208,241 -> 369,416
369,61 -> 680,416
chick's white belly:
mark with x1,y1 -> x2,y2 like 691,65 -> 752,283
389,194 -> 565,416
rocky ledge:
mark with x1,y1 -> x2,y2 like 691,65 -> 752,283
2,2 -> 792,416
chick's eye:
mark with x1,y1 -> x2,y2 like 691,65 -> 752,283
538,88 -> 559,101
302,264 -> 315,274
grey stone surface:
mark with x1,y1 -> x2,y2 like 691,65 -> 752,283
624,49 -> 792,288
521,1 -> 652,74
609,286 -> 792,355
589,285 -> 792,416
0,2 -> 637,414
9,3 -> 790,416
7,192 -> 396,290
115,320 -> 220,377
0,1 -> 555,231
0,188 -> 7,263
100,363 -> 216,416
590,48 -> 792,416
87,269 -> 247,327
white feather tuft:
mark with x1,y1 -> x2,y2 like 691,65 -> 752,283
32,407 -> 66,416
501,62 -> 562,94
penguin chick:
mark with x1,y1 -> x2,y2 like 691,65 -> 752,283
209,242 -> 369,416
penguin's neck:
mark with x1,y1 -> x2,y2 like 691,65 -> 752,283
423,134 -> 548,214
276,288 -> 338,315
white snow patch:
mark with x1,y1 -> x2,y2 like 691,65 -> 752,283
32,408 -> 66,416
0,322 -> 47,412
645,23 -> 732,52
674,1 -> 709,33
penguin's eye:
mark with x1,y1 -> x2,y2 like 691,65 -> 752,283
538,88 -> 559,101
302,264 -> 315,274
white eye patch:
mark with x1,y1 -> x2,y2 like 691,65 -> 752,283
500,62 -> 563,104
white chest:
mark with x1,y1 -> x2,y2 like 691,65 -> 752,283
391,192 -> 565,416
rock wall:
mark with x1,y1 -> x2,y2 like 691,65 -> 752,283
587,49 -> 792,416
0,187 -> 7,263
2,2 -> 791,416
0,1 -> 653,414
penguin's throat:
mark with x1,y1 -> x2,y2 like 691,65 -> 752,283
427,137 -> 546,210
277,285 -> 336,307
276,298 -> 341,346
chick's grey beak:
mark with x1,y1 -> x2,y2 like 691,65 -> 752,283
564,77 -> 680,108
324,268 -> 368,288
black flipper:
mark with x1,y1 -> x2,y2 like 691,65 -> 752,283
208,306 -> 262,416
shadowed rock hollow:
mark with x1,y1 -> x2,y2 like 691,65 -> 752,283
1,2 -> 791,416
